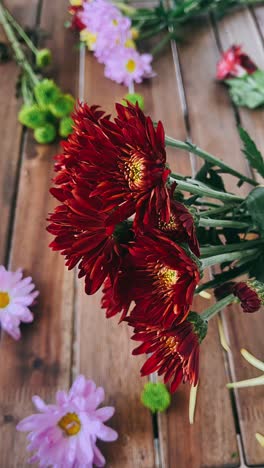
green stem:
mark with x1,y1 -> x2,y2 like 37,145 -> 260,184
199,218 -> 249,229
201,294 -> 236,321
170,176 -> 243,202
151,31 -> 177,56
0,2 -> 38,86
4,7 -> 38,55
200,239 -> 264,257
201,248 -> 258,269
200,203 -> 238,217
166,136 -> 257,187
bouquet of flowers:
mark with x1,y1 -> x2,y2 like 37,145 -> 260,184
47,101 -> 264,394
0,4 -> 75,143
68,0 -> 264,89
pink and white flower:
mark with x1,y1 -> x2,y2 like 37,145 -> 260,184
104,47 -> 154,86
0,266 -> 38,340
17,375 -> 118,467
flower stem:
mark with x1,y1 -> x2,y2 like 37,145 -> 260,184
200,239 -> 264,257
0,3 -> 38,86
201,248 -> 258,269
199,217 -> 249,229
200,203 -> 238,217
201,294 -> 236,321
4,7 -> 38,55
166,136 -> 257,187
227,375 -> 264,389
170,176 -> 243,202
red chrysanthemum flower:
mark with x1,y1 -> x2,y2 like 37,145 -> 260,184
128,231 -> 201,327
101,269 -> 132,321
130,312 -> 207,392
154,199 -> 200,257
63,101 -> 171,229
217,45 -> 257,80
48,186 -> 129,294
233,280 -> 264,313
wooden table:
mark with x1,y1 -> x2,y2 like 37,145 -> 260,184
0,1 -> 264,467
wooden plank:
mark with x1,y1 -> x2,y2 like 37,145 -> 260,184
0,0 -> 78,466
0,0 -> 38,264
158,21 -> 241,468
215,10 -> 264,466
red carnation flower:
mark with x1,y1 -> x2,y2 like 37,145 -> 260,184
48,186 -> 128,295
130,312 -> 207,392
154,199 -> 200,257
217,45 -> 257,80
128,231 -> 200,327
233,280 -> 264,313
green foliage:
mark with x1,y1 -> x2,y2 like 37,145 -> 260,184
36,48 -> 52,68
50,94 -> 75,118
59,116 -> 74,138
122,92 -> 144,110
239,127 -> 264,179
196,162 -> 226,192
141,382 -> 171,413
226,71 -> 264,109
34,79 -> 60,108
18,104 -> 48,129
34,124 -> 56,144
246,187 -> 264,232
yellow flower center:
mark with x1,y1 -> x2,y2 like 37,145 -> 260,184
58,412 -> 81,436
124,157 -> 144,189
0,292 -> 10,308
125,39 -> 136,49
157,266 -> 179,288
159,214 -> 178,232
70,0 -> 82,5
112,19 -> 118,26
165,336 -> 178,353
126,59 -> 136,73
131,27 -> 139,40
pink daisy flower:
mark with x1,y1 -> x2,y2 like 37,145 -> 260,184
0,266 -> 38,340
104,47 -> 154,86
17,375 -> 118,467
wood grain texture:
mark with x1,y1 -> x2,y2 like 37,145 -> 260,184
0,0 -> 38,264
0,0 -> 78,465
215,9 -> 264,465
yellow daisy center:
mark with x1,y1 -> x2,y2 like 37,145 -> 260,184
126,59 -> 136,73
124,157 -> 144,188
157,266 -> 179,288
165,336 -> 178,353
112,19 -> 118,26
0,292 -> 10,308
125,39 -> 136,49
58,412 -> 81,436
159,214 -> 178,232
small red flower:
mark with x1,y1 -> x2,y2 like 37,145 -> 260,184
68,5 -> 86,31
128,231 -> 200,327
48,187 -> 125,295
233,280 -> 264,313
217,45 -> 257,80
154,199 -> 200,257
130,312 -> 207,392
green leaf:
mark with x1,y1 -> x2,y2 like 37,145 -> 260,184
246,187 -> 264,232
196,162 -> 226,192
239,127 -> 264,178
226,74 -> 264,109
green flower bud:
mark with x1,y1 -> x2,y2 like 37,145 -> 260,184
187,311 -> 208,343
34,79 -> 60,108
141,382 -> 171,413
59,116 -> 74,138
34,124 -> 56,144
18,104 -> 48,129
122,93 -> 144,110
36,48 -> 52,68
50,94 -> 75,118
